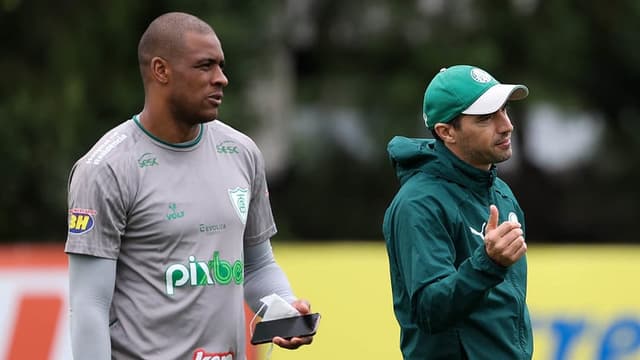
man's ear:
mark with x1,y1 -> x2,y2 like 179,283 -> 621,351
434,123 -> 456,144
150,56 -> 170,84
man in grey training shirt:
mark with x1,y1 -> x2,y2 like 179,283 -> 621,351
65,12 -> 314,360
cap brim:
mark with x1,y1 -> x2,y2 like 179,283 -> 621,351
462,84 -> 529,115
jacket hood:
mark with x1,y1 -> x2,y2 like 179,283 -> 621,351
387,136 -> 497,191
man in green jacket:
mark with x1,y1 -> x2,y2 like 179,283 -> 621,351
382,65 -> 533,359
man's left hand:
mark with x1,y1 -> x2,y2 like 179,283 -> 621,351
272,299 -> 315,349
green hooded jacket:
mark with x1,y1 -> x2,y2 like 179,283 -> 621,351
382,136 -> 533,360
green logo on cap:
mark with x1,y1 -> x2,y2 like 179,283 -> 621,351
423,65 -> 499,129
470,68 -> 493,83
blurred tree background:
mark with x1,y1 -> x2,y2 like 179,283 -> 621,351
2,0 -> 639,243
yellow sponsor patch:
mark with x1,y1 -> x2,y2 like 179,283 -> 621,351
68,208 -> 96,235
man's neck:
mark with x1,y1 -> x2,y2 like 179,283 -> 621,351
442,141 -> 492,171
138,108 -> 201,144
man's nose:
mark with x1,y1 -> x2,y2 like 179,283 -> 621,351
213,66 -> 229,87
497,111 -> 513,133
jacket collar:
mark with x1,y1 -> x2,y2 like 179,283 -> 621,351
433,140 -> 497,191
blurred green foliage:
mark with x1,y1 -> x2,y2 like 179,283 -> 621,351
2,0 -> 640,243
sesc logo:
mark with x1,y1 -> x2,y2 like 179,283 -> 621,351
68,208 -> 96,235
216,140 -> 240,154
138,152 -> 159,168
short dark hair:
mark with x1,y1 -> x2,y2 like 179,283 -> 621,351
137,12 -> 214,79
430,116 -> 461,141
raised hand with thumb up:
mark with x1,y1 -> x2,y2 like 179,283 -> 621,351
483,205 -> 527,267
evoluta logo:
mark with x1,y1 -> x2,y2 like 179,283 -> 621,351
165,251 -> 243,295
199,223 -> 226,234
68,208 -> 96,235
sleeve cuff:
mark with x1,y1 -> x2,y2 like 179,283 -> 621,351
470,245 -> 509,278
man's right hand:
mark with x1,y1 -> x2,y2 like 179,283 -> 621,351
483,205 -> 527,267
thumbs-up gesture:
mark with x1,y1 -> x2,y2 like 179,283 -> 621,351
483,205 -> 527,267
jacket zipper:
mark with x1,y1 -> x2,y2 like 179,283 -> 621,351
490,188 -> 527,358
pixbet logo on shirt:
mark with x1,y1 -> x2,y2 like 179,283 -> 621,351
192,349 -> 234,360
165,251 -> 243,295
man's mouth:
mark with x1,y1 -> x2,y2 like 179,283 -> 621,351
496,138 -> 511,148
208,93 -> 223,106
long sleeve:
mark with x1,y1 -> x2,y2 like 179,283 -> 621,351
68,254 -> 116,360
243,240 -> 296,314
387,197 -> 508,334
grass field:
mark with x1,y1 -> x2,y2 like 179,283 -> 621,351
262,241 -> 400,359
257,242 -> 640,360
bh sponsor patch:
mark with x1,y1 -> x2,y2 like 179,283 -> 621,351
68,208 -> 96,235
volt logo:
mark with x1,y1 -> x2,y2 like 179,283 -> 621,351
165,251 -> 244,295
68,208 -> 96,235
192,349 -> 234,360
166,203 -> 185,220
